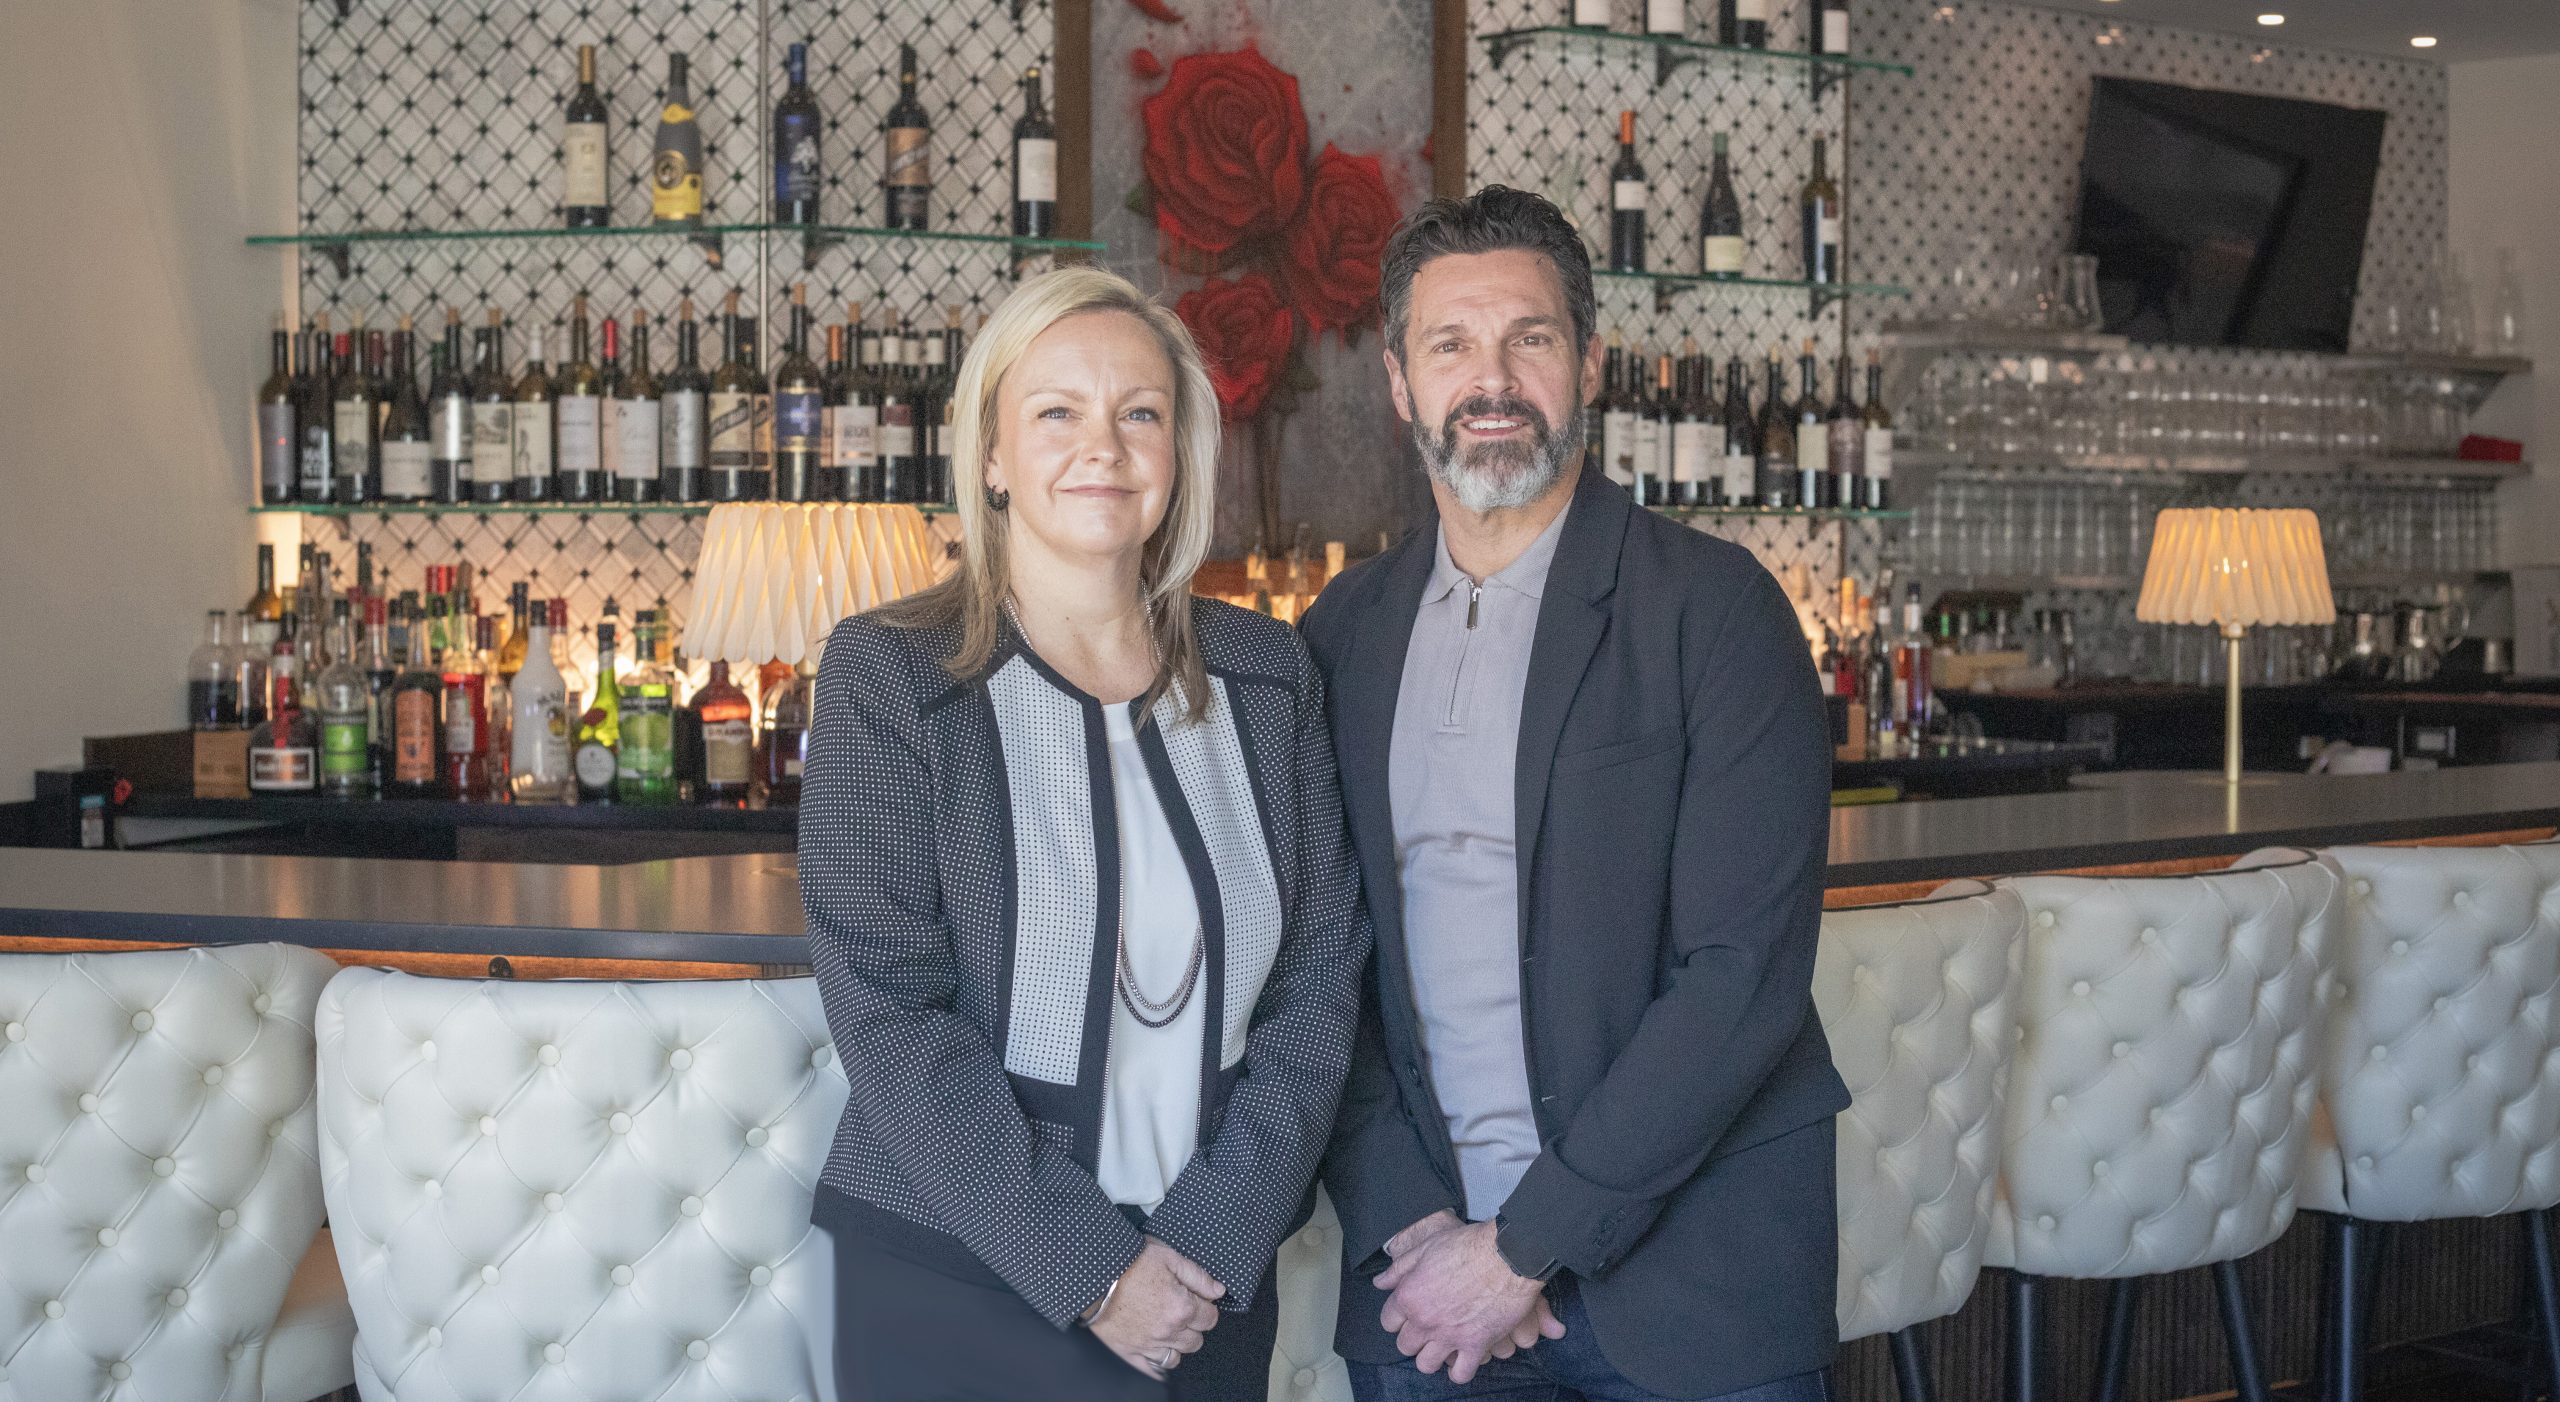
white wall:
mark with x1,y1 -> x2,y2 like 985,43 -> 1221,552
0,0 -> 296,803
2448,53 -> 2559,569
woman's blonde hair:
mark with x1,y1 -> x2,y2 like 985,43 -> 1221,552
876,265 -> 1221,721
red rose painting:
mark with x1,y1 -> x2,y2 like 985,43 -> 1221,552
1140,48 -> 1308,261
1283,144 -> 1398,340
1177,273 -> 1297,423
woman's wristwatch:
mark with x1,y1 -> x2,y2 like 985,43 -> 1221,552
1078,1277 -> 1121,1329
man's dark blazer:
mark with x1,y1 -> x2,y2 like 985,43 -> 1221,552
1301,467 -> 1850,1399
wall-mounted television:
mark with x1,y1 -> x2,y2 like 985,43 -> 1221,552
2071,76 -> 2388,353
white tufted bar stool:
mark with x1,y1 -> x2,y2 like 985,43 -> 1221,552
1815,880 -> 2026,1402
2301,840 -> 2560,1402
1989,848 -> 2340,1402
1266,1189 -> 1353,1402
0,942 -> 356,1402
314,968 -> 849,1402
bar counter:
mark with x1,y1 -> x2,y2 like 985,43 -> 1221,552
10,761 -> 2560,967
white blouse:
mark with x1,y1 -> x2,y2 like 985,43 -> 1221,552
1095,701 -> 1207,1213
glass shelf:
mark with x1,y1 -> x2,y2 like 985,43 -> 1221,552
252,500 -> 954,517
1652,504 -> 1909,523
1595,266 -> 1908,315
248,222 -> 1104,275
1480,26 -> 1914,93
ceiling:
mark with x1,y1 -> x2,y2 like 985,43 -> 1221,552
1998,0 -> 2560,66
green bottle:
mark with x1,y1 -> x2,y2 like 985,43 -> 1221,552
574,617 -> 621,803
615,611 -> 679,804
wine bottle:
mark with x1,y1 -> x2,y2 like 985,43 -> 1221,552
596,315 -> 624,489
1818,0 -> 1849,55
774,284 -> 824,502
1720,357 -> 1756,509
616,311 -> 663,503
332,327 -> 376,504
650,53 -> 704,228
1793,338 -> 1829,509
1608,112 -> 1646,273
817,323 -> 847,500
1860,346 -> 1893,511
556,293 -> 603,501
1011,66 -> 1058,239
1757,347 -> 1793,508
1736,0 -> 1768,47
616,612 -> 678,806
564,43 -> 610,228
1671,341 -> 1714,509
922,308 -> 958,504
773,41 -> 823,226
1601,334 -> 1638,490
1573,0 -> 1612,28
512,320 -> 556,501
848,306 -> 885,501
258,316 -> 297,505
1802,136 -> 1840,285
1827,351 -> 1861,510
1701,132 -> 1744,280
660,296 -> 708,502
1645,0 -> 1684,36
469,309 -> 515,504
298,314 -> 335,504
882,44 -> 932,232
709,290 -> 763,501
574,617 -> 621,803
380,317 -> 432,502
429,312 -> 472,503
877,315 -> 921,503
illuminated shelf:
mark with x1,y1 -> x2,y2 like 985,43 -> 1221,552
251,500 -> 955,517
1652,504 -> 1909,522
1594,266 -> 1908,315
1480,26 -> 1914,93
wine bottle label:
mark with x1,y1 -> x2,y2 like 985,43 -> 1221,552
1705,235 -> 1745,275
1795,422 -> 1829,476
558,394 -> 602,473
652,113 -> 704,220
1864,427 -> 1894,479
1823,8 -> 1849,52
1613,180 -> 1647,212
1633,417 -> 1661,482
249,745 -> 317,791
516,405 -> 555,483
599,398 -> 622,478
752,393 -> 774,459
776,389 -> 823,453
1672,422 -> 1713,483
1017,138 -> 1059,203
1829,419 -> 1862,474
258,404 -> 297,490
661,390 -> 705,468
564,123 -> 608,206
1722,451 -> 1756,501
776,118 -> 821,204
1574,0 -> 1610,22
321,719 -> 369,779
885,126 -> 931,188
443,686 -> 479,754
300,425 -> 332,495
707,391 -> 755,467
1818,212 -> 1841,252
434,397 -> 472,464
1601,409 -> 1638,486
333,401 -> 373,469
381,441 -> 433,498
1646,0 -> 1683,33
1737,0 -> 1767,19
617,399 -> 663,479
881,406 -> 917,460
471,403 -> 516,483
618,696 -> 674,779
704,718 -> 753,784
834,402 -> 879,466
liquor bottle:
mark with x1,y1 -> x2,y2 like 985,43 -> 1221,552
189,611 -> 239,729
363,596 -> 395,787
388,597 -> 446,798
564,43 -> 610,227
758,660 -> 813,803
379,317 -> 431,501
439,598 -> 492,800
469,309 -> 515,504
1827,352 -> 1862,510
615,312 -> 663,502
556,294 -> 604,501
316,603 -> 374,798
1757,347 -> 1793,509
1801,137 -> 1840,285
1634,352 -> 1670,507
1014,67 -> 1057,238
245,543 -> 285,651
816,323 -> 848,500
1701,133 -> 1744,280
695,660 -> 755,805
1817,0 -> 1849,55
774,42 -> 823,225
1599,334 -> 1637,490
510,601 -> 572,803
1671,342 -> 1715,509
660,297 -> 709,501
1895,583 -> 1932,737
882,44 -> 932,232
512,321 -> 556,501
774,284 -> 824,502
1645,0 -> 1683,36
709,292 -> 765,501
1864,594 -> 1897,748
332,327 -> 377,504
248,639 -> 319,793
1608,112 -> 1646,274
478,615 -> 512,801
1860,347 -> 1894,511
1719,356 -> 1756,510
430,308 -> 473,503
651,54 -> 704,228
298,315 -> 336,504
1736,0 -> 1768,47
1794,338 -> 1829,509
617,613 -> 678,805
258,317 -> 297,505
575,618 -> 622,803
1572,0 -> 1612,28
877,316 -> 920,502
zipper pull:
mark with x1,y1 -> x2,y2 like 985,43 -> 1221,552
1467,584 -> 1482,630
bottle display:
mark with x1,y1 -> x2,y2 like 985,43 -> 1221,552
773,284 -> 824,502
380,317 -> 432,501
774,42 -> 823,225
512,320 -> 557,501
651,53 -> 704,227
615,311 -> 663,502
1014,67 -> 1057,238
616,612 -> 678,805
1801,136 -> 1841,285
661,296 -> 710,502
1793,337 -> 1828,508
1859,347 -> 1893,511
1701,133 -> 1745,280
258,318 -> 297,504
469,308 -> 515,503
248,639 -> 319,793
574,617 -> 622,803
882,44 -> 932,231
695,660 -> 755,804
564,44 -> 610,227
1609,111 -> 1647,274
556,294 -> 605,502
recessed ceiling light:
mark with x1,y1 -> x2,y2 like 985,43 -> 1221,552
2257,13 -> 2285,25
2411,35 -> 2438,48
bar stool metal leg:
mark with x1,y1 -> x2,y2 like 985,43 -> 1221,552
2008,1272 -> 2044,1402
2524,1208 -> 2560,1399
2092,1277 -> 2140,1402
1888,1327 -> 1934,1402
2321,1215 -> 2366,1402
2213,1259 -> 2276,1402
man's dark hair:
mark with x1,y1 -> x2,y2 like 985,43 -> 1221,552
1379,185 -> 1597,364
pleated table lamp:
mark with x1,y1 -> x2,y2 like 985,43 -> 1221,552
682,503 -> 947,668
2134,507 -> 2335,786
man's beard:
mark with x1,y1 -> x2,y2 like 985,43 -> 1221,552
1412,391 -> 1585,514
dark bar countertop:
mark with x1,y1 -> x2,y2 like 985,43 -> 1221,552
9,762 -> 2560,963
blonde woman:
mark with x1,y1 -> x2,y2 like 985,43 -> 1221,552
799,266 -> 1367,1399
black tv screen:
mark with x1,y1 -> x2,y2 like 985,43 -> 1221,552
2071,77 -> 2388,353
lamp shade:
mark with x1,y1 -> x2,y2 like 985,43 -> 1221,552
2134,507 -> 2336,630
682,503 -> 948,666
